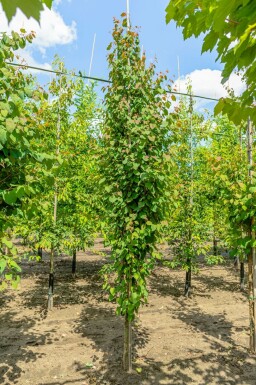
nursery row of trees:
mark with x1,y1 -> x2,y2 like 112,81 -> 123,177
0,14 -> 255,370
0,31 -> 101,295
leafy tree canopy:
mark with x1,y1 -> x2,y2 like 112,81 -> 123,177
0,30 -> 54,289
166,0 -> 256,125
0,0 -> 53,23
101,16 -> 172,322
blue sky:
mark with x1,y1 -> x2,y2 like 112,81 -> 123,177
47,0 -> 221,79
0,0 -> 245,109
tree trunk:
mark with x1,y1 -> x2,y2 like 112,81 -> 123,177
123,279 -> 132,372
38,247 -> 43,261
213,237 -> 218,256
123,313 -> 132,372
240,261 -> 245,291
47,247 -> 54,310
72,249 -> 76,276
184,259 -> 192,297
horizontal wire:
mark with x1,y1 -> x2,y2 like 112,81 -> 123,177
6,62 -> 111,84
6,61 -> 219,102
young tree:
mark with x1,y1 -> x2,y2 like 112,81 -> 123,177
166,97 -> 214,296
100,16 -> 172,372
205,115 -> 256,350
204,114 -> 247,275
0,31 -> 54,289
57,79 -> 101,276
16,60 -> 101,306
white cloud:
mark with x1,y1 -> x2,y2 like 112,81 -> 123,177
14,49 -> 52,75
173,68 -> 246,110
174,69 -> 246,99
0,3 -> 76,76
0,5 -> 77,49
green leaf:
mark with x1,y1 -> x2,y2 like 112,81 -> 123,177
214,98 -> 225,116
42,0 -> 53,8
9,260 -> 22,272
5,273 -> 12,281
202,32 -> 219,53
0,259 -> 7,274
131,292 -> 138,303
5,119 -> 15,131
0,0 -> 44,23
0,128 -> 7,144
110,287 -> 115,296
11,276 -> 21,289
2,189 -> 18,205
2,237 -> 13,249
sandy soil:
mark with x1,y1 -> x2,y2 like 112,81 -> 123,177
1,239 -> 256,385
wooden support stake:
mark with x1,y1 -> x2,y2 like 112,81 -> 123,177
247,118 -> 256,352
123,279 -> 132,372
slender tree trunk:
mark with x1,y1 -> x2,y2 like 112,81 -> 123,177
72,248 -> 77,276
38,215 -> 43,261
48,248 -> 54,310
38,247 -> 43,261
213,203 -> 218,256
123,279 -> 132,372
184,259 -> 192,297
213,237 -> 218,256
123,313 -> 132,372
240,261 -> 245,291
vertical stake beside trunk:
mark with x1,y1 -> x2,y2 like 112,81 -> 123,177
239,127 -> 245,291
247,117 -> 256,352
47,65 -> 63,311
184,94 -> 194,297
122,6 -> 132,372
123,279 -> 132,372
48,248 -> 54,310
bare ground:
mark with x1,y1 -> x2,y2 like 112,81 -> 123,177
1,239 -> 256,385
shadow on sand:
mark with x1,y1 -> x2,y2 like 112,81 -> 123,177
1,246 -> 255,385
